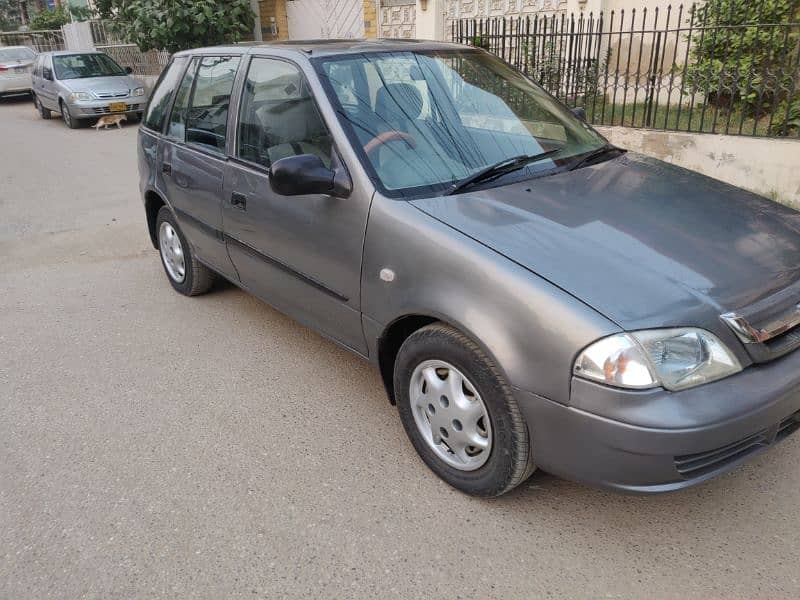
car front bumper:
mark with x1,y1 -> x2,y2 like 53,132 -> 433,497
68,97 -> 146,119
516,346 -> 800,493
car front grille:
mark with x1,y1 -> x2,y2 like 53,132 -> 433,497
674,411 -> 800,479
92,103 -> 141,114
94,90 -> 129,98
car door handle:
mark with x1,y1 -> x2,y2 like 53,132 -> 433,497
162,162 -> 172,175
231,192 -> 247,210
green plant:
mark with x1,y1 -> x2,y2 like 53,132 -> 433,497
470,35 -> 489,50
95,0 -> 254,53
0,0 -> 23,30
28,6 -> 70,30
770,97 -> 800,136
685,0 -> 800,112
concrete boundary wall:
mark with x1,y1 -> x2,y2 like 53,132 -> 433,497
595,126 -> 800,208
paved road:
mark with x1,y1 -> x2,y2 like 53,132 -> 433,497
1,96 -> 799,600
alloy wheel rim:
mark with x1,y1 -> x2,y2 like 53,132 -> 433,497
159,221 -> 186,283
62,105 -> 71,126
409,359 -> 492,471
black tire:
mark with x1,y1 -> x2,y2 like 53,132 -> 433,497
155,206 -> 214,296
34,95 -> 51,119
394,323 -> 536,497
60,100 -> 80,129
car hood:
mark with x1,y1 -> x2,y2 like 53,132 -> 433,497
411,153 -> 800,332
62,75 -> 143,95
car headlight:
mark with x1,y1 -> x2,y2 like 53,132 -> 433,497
70,91 -> 93,101
133,87 -> 144,97
573,328 -> 742,391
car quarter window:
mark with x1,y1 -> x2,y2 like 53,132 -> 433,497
237,57 -> 332,168
143,56 -> 188,133
167,57 -> 200,142
183,55 -> 241,153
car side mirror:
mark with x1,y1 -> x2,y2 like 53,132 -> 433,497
269,154 -> 351,198
42,67 -> 52,81
571,107 -> 587,121
125,66 -> 133,74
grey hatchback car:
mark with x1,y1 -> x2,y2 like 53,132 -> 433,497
138,40 -> 800,496
31,51 -> 147,128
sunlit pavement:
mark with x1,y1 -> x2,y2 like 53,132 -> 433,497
1,96 -> 799,599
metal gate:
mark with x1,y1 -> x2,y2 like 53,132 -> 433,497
286,0 -> 364,40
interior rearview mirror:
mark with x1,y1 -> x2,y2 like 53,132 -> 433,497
269,154 -> 351,198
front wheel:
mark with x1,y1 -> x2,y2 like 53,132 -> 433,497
34,95 -> 51,119
155,206 -> 215,296
60,101 -> 80,129
394,323 -> 536,497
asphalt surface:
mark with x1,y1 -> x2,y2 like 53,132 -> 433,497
2,95 -> 800,600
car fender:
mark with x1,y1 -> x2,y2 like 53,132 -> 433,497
361,195 -> 621,406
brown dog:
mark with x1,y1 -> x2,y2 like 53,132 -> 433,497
94,114 -> 127,130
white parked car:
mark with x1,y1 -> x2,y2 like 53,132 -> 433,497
0,46 -> 36,97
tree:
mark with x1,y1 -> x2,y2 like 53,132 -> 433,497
0,0 -> 23,30
27,5 -> 70,30
95,0 -> 254,53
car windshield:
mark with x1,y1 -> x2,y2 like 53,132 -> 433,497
0,47 -> 35,62
316,49 -> 607,197
53,53 -> 126,80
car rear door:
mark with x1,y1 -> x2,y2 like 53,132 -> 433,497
222,55 -> 370,354
159,54 -> 241,279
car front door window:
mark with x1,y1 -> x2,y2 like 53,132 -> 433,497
236,57 -> 332,168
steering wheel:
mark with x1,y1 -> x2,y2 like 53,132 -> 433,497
363,130 -> 417,158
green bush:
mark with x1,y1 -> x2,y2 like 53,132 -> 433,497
95,0 -> 254,53
685,0 -> 799,112
28,6 -> 71,30
770,98 -> 800,136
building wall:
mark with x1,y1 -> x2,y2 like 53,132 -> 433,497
364,0 -> 379,37
259,0 -> 289,40
380,0 -> 417,38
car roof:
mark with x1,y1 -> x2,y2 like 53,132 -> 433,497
0,45 -> 36,51
173,38 -> 473,58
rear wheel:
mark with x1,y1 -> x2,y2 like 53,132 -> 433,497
34,95 -> 51,119
394,323 -> 536,497
156,206 -> 215,296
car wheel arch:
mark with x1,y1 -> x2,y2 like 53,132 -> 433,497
144,190 -> 167,248
377,313 -> 512,406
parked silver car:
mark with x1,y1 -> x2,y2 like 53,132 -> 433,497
138,41 -> 800,497
31,50 -> 147,128
0,46 -> 36,96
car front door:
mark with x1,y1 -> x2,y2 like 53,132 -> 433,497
222,56 -> 370,354
38,55 -> 58,109
159,54 -> 241,279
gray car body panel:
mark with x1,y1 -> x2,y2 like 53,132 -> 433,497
137,41 -> 800,492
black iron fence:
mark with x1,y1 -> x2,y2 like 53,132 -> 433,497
452,3 -> 800,138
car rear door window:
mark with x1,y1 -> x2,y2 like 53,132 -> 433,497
167,56 -> 200,142
143,56 -> 188,133
237,57 -> 332,168
184,55 -> 240,153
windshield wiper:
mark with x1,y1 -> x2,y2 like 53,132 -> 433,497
446,148 -> 563,196
567,144 -> 625,171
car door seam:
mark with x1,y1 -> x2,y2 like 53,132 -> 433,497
224,233 -> 349,303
